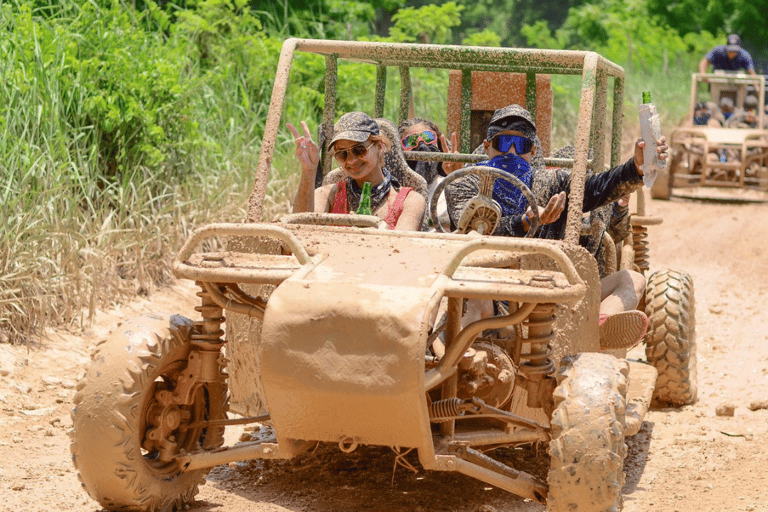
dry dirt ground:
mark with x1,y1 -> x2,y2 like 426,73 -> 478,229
1,194 -> 767,512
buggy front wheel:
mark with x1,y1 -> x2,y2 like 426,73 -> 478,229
547,353 -> 629,512
71,313 -> 228,511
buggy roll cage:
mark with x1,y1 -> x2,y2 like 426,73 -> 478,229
248,38 -> 626,246
687,72 -> 766,127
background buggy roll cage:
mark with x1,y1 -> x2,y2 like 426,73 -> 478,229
250,38 -> 626,246
687,72 -> 766,128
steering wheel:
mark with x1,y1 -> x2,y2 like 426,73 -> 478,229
428,165 -> 540,238
723,112 -> 754,129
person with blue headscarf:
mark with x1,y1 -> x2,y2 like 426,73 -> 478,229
444,104 -> 668,350
445,104 -> 667,239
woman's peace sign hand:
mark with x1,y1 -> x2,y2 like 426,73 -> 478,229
287,121 -> 320,172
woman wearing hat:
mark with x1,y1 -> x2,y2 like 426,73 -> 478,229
289,112 -> 426,231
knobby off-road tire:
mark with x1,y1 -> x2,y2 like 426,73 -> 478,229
71,313 -> 227,512
644,269 -> 697,406
547,353 -> 629,512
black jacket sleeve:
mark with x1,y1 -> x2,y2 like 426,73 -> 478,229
527,158 -> 643,240
541,157 -> 643,214
581,158 -> 643,212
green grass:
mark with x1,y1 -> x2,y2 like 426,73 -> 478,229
0,0 -> 262,342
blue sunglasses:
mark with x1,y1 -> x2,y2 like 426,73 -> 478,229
491,134 -> 534,155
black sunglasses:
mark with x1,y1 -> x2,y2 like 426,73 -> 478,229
332,141 -> 375,163
491,134 -> 534,155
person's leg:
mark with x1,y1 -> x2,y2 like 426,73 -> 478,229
598,269 -> 648,350
599,269 -> 645,315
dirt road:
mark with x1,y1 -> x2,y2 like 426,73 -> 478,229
1,194 -> 767,512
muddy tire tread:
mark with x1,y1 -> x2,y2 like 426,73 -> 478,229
547,353 -> 629,512
71,313 -> 226,512
644,269 -> 697,405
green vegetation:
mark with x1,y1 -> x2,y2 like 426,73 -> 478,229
1,0 -> 764,342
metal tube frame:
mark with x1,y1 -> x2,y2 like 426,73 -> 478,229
247,38 -> 626,246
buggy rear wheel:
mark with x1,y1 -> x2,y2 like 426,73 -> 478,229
644,269 -> 697,406
71,313 -> 227,511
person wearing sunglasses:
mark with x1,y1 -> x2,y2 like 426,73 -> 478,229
289,111 -> 426,231
398,118 -> 463,230
446,103 -> 668,239
398,118 -> 463,185
445,104 -> 668,350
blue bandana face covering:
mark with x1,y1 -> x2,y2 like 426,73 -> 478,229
481,153 -> 533,217
694,114 -> 711,125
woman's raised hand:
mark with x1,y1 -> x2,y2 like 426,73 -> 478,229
288,121 -> 320,172
440,131 -> 463,174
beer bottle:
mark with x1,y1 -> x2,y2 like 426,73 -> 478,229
356,181 -> 373,215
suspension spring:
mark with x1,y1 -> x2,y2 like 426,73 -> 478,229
632,224 -> 650,272
193,282 -> 225,347
520,303 -> 555,377
429,398 -> 464,422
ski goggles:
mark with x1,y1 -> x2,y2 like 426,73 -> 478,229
332,141 -> 374,163
401,130 -> 438,150
491,134 -> 534,155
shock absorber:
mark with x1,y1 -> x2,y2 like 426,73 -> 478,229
632,224 -> 650,273
521,302 -> 555,408
193,281 -> 226,383
429,397 -> 464,423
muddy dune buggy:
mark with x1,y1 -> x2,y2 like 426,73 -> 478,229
652,72 -> 768,201
71,40 -> 696,512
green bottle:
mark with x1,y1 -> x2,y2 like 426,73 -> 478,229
356,181 -> 373,215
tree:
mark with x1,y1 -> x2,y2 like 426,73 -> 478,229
387,2 -> 463,44
462,29 -> 501,47
646,0 -> 767,62
251,0 -> 405,39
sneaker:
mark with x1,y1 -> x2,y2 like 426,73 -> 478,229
599,310 -> 649,350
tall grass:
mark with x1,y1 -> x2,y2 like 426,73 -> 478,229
0,0 -> 262,343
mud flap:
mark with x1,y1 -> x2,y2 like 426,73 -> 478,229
260,279 -> 435,448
